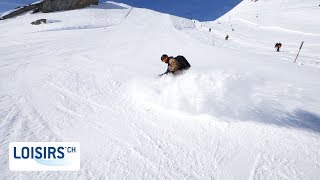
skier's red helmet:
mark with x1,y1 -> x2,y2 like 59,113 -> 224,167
161,54 -> 168,63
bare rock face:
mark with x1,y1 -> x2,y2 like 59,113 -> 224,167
31,19 -> 47,25
0,0 -> 99,20
41,0 -> 99,13
0,3 -> 41,20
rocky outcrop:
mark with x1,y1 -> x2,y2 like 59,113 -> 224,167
0,2 -> 41,20
31,19 -> 47,25
0,0 -> 99,20
41,0 -> 99,13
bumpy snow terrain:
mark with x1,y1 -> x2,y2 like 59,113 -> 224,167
0,0 -> 320,179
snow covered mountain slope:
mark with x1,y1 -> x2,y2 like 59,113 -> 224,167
223,0 -> 319,32
0,1 -> 320,179
202,0 -> 320,66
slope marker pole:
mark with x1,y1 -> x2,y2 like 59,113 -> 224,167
294,41 -> 304,63
212,33 -> 215,46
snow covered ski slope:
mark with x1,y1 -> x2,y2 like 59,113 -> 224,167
206,0 -> 320,67
0,0 -> 320,179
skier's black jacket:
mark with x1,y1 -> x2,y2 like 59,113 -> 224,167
162,56 -> 191,75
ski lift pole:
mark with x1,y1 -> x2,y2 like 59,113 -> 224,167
294,41 -> 304,63
212,33 -> 215,46
211,28 -> 215,46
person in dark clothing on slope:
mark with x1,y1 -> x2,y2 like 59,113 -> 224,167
159,54 -> 191,76
275,42 -> 282,52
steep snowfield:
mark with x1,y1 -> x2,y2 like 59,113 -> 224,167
205,0 -> 320,67
0,1 -> 320,179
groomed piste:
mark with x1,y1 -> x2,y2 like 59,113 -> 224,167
0,0 -> 320,179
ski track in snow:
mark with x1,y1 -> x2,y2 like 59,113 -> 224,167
0,0 -> 320,179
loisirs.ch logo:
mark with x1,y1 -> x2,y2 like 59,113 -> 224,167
9,142 -> 80,171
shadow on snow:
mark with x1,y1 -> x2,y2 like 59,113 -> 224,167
254,109 -> 320,134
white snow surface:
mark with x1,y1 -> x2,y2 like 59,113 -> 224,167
0,0 -> 320,179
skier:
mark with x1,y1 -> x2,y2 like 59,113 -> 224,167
275,42 -> 282,52
159,54 -> 191,76
225,35 -> 229,40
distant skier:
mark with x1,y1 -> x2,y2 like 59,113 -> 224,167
225,35 -> 229,40
275,42 -> 282,52
159,54 -> 191,76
